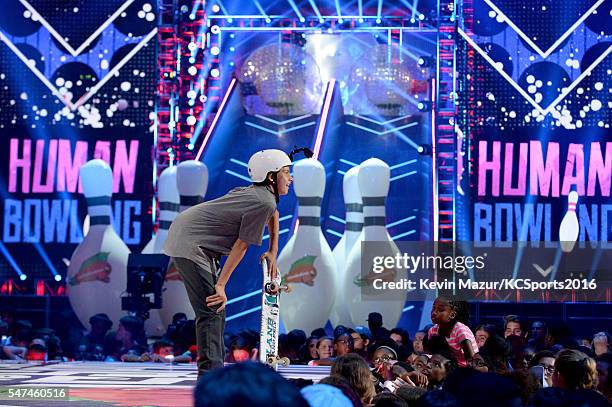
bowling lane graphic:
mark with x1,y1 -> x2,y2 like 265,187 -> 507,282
67,159 -> 130,329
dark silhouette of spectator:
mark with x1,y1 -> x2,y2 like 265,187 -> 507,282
505,369 -> 542,405
429,352 -> 457,389
444,369 -> 521,406
103,332 -> 123,362
194,362 -> 309,407
415,390 -> 458,407
334,325 -> 348,339
287,329 -> 307,362
468,352 -> 490,372
115,315 -> 146,356
564,389 -> 611,407
596,353 -> 612,399
532,387 -> 568,407
545,322 -> 577,350
312,328 -> 328,338
86,343 -> 105,361
371,392 -> 409,407
480,334 -> 512,373
85,313 -> 113,348
390,328 -> 410,347
35,328 -> 63,360
395,385 -> 427,406
368,312 -> 385,339
528,320 -> 547,349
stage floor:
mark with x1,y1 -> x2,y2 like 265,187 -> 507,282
0,361 -> 330,406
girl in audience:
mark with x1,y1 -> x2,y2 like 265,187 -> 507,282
428,296 -> 478,367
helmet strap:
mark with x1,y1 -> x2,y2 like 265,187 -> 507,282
271,172 -> 280,203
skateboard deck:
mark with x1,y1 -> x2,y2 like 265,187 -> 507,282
259,259 -> 290,369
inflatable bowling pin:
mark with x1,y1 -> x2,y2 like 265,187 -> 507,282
159,160 -> 208,328
559,191 -> 579,253
142,166 -> 180,336
343,158 -> 404,328
278,159 -> 337,334
67,159 -> 129,328
330,166 -> 363,327
142,167 -> 180,253
177,160 -> 208,212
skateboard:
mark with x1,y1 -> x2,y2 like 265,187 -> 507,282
259,259 -> 291,369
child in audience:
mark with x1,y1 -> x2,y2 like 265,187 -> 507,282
428,296 -> 478,367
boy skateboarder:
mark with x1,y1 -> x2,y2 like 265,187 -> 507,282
164,149 -> 293,376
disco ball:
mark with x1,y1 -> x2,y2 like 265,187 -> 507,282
350,44 -> 428,116
239,43 -> 323,115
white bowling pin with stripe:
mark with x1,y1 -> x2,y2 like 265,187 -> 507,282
142,166 -> 180,336
177,160 -> 208,211
159,160 -> 209,327
143,166 -> 180,253
559,191 -> 580,253
343,158 -> 404,328
278,159 -> 337,334
67,159 -> 129,328
330,165 -> 363,327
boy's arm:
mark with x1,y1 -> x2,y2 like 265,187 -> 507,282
206,238 -> 249,313
260,209 -> 280,280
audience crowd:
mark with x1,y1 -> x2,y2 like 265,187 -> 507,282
1,296 -> 611,406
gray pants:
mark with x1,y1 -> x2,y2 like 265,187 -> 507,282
172,256 -> 225,376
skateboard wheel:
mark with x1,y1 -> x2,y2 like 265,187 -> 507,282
280,357 -> 290,366
267,356 -> 276,365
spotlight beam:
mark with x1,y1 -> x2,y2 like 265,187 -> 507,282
0,241 -> 25,280
252,0 -> 270,20
334,0 -> 342,19
308,0 -> 323,22
287,0 -> 305,21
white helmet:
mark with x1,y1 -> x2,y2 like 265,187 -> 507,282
247,149 -> 292,182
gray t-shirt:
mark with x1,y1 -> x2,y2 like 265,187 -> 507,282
163,185 -> 277,269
